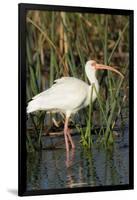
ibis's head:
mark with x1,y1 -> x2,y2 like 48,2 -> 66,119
85,60 -> 124,78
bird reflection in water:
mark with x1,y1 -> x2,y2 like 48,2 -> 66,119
65,148 -> 75,168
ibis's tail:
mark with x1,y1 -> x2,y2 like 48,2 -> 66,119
27,99 -> 40,113
27,86 -> 60,113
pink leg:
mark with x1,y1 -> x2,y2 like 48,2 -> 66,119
67,128 -> 75,149
64,117 -> 70,152
64,117 -> 75,151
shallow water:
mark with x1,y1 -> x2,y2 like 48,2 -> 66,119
27,125 -> 129,191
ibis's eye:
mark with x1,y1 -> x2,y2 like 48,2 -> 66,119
91,61 -> 96,67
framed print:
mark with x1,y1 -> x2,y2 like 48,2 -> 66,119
18,3 -> 134,196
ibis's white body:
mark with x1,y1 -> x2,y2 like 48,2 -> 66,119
27,61 -> 99,117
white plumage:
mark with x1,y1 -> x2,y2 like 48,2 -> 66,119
27,77 -> 98,116
27,60 -> 123,151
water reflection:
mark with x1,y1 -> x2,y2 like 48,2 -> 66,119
66,149 -> 75,168
27,129 -> 129,191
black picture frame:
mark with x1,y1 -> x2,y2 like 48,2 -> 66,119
18,3 -> 134,196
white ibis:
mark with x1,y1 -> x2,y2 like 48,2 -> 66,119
27,60 -> 123,151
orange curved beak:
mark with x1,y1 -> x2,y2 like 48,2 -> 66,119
95,63 -> 124,79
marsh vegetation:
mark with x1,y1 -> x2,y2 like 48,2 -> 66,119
26,11 -> 129,152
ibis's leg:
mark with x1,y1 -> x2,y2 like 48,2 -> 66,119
64,117 -> 75,151
64,117 -> 70,152
67,128 -> 75,149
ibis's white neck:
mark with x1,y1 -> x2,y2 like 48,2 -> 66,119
85,62 -> 99,103
85,63 -> 98,86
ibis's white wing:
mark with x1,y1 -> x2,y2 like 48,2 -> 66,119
28,77 -> 89,113
32,77 -> 68,100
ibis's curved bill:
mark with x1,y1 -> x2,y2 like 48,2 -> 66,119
95,63 -> 124,78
